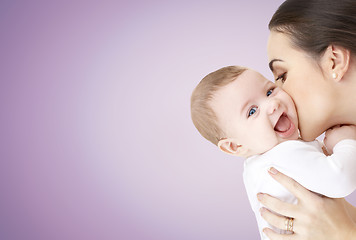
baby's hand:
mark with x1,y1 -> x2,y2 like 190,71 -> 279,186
324,125 -> 356,154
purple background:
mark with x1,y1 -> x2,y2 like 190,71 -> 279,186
1,1 -> 355,239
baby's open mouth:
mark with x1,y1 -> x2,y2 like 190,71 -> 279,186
274,113 -> 296,138
274,113 -> 291,133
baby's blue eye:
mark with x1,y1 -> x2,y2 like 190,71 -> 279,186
248,107 -> 257,117
267,89 -> 273,96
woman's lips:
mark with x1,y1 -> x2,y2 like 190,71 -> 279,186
274,113 -> 296,138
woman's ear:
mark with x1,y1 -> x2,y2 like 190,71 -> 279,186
217,138 -> 248,157
321,45 -> 350,82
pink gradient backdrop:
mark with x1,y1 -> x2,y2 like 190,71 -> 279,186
1,1 -> 355,239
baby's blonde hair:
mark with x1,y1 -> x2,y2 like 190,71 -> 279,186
191,66 -> 247,145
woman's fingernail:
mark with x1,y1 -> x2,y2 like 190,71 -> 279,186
257,193 -> 263,201
268,167 -> 278,175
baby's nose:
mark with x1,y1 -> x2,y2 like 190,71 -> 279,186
267,99 -> 280,115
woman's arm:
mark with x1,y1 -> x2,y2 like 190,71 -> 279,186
257,168 -> 356,240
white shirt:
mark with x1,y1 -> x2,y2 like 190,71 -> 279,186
243,139 -> 356,240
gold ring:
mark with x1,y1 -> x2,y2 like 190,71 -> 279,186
285,217 -> 294,232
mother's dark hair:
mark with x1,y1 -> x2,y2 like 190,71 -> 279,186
269,0 -> 356,59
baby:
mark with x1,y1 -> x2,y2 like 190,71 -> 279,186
190,66 -> 356,239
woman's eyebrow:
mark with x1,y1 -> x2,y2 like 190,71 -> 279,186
269,59 -> 283,72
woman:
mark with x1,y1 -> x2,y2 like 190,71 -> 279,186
258,0 -> 356,239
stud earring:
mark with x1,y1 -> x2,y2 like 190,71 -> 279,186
332,72 -> 338,79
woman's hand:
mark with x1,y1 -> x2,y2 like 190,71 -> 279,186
257,168 -> 356,240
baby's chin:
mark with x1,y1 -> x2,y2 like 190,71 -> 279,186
277,129 -> 300,143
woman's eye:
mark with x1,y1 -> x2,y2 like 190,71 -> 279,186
267,89 -> 273,97
248,107 -> 257,117
275,72 -> 287,83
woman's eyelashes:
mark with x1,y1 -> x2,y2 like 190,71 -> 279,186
275,72 -> 287,83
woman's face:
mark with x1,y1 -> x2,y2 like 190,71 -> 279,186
267,31 -> 336,141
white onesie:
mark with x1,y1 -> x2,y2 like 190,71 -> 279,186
243,139 -> 356,240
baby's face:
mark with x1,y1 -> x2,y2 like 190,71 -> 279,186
212,69 -> 299,156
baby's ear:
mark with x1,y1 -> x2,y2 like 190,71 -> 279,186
218,138 -> 248,157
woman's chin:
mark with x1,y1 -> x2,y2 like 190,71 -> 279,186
299,126 -> 322,141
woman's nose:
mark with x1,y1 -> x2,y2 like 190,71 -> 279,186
267,99 -> 280,115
